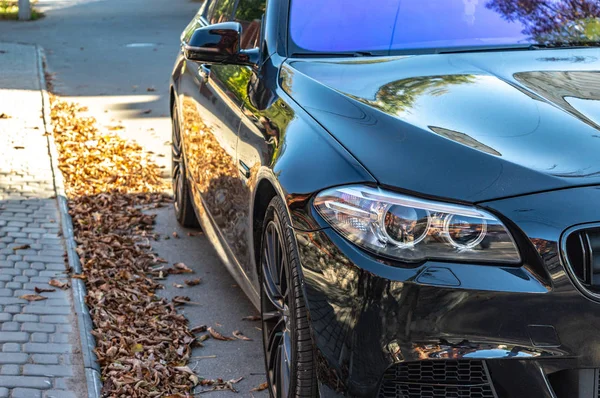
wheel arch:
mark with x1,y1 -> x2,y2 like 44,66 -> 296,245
251,175 -> 280,279
169,86 -> 176,116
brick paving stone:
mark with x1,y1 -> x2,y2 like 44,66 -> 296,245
13,315 -> 38,323
4,305 -> 21,314
6,282 -> 22,289
0,376 -> 51,389
31,333 -> 48,343
44,391 -> 78,398
50,334 -> 68,344
31,355 -> 58,365
23,365 -> 73,377
1,364 -> 20,375
0,43 -> 87,397
2,343 -> 21,352
13,388 -> 42,398
21,324 -> 55,333
0,353 -> 28,364
38,316 -> 68,325
1,322 -> 19,332
55,325 -> 72,334
23,344 -> 71,354
0,332 -> 29,343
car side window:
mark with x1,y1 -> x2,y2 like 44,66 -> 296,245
206,0 -> 236,25
234,0 -> 266,49
199,0 -> 210,19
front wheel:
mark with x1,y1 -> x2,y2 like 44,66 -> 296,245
260,196 -> 318,398
171,102 -> 199,228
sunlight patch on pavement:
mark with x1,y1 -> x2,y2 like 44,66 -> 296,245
61,95 -> 173,176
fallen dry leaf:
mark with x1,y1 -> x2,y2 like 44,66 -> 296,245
20,294 -> 47,302
208,327 -> 235,341
49,279 -> 69,290
184,278 -> 201,286
72,274 -> 87,280
242,315 -> 261,322
34,287 -> 55,293
12,244 -> 30,251
191,325 -> 207,333
0,113 -> 11,119
170,262 -> 193,274
147,87 -> 156,92
232,330 -> 252,341
142,109 -> 152,115
50,96 -> 199,397
250,382 -> 268,392
172,283 -> 185,289
198,377 -> 244,394
172,296 -> 191,306
172,232 -> 179,239
198,334 -> 210,342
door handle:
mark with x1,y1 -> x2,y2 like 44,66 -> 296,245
199,64 -> 211,83
238,160 -> 251,179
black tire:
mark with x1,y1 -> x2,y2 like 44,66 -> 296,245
260,196 -> 318,398
171,102 -> 199,228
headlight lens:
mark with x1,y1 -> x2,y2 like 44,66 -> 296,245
314,186 -> 521,264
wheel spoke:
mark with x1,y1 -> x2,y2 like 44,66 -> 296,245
279,338 -> 290,398
274,234 -> 288,299
262,311 -> 282,322
262,270 -> 284,311
273,344 -> 282,398
282,329 -> 292,368
261,219 -> 293,398
262,233 -> 285,311
266,317 -> 284,354
266,318 -> 284,379
267,226 -> 278,276
172,161 -> 181,178
172,144 -> 182,161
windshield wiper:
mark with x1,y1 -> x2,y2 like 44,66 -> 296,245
437,43 -> 599,54
290,51 -> 377,58
435,44 -> 539,54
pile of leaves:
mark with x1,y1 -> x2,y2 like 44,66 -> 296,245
50,97 -> 197,397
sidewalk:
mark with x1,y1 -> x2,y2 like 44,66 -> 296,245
0,43 -> 87,398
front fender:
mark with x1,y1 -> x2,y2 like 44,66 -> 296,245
251,88 -> 377,232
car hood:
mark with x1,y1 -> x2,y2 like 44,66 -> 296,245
282,48 -> 600,203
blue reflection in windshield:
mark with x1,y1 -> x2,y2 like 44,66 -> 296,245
289,0 -> 583,53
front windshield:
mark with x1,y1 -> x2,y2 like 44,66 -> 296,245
289,0 -> 600,54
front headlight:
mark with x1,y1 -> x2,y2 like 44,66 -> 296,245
314,186 -> 521,264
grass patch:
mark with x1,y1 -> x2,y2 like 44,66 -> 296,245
0,1 -> 43,20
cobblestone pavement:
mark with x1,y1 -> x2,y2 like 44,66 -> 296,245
0,43 -> 87,398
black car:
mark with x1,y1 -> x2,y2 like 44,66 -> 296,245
170,1 -> 600,396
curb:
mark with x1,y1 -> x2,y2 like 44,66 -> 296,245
36,46 -> 103,398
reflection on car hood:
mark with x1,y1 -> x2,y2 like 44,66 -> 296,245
283,48 -> 600,203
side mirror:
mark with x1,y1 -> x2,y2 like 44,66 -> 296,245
183,22 -> 258,66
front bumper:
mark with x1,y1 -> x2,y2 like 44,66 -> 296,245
295,185 -> 600,398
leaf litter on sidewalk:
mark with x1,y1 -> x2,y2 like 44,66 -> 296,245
50,96 -> 201,397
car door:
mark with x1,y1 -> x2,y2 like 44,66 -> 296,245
228,0 -> 271,281
185,0 -> 266,281
178,0 -> 247,260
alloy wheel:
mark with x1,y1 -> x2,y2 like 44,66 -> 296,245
261,220 -> 292,398
171,109 -> 184,215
